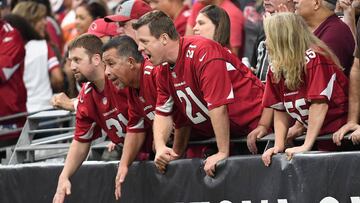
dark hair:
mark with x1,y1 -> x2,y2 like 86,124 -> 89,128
78,0 -> 107,20
68,34 -> 103,57
3,14 -> 42,42
132,10 -> 179,40
102,35 -> 144,63
200,5 -> 230,47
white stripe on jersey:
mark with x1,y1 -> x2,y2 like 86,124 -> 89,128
270,102 -> 285,110
320,73 -> 336,101
128,118 -> 144,130
79,122 -> 96,140
3,23 -> 14,32
226,62 -> 236,71
48,57 -> 59,70
2,63 -> 20,80
156,96 -> 174,113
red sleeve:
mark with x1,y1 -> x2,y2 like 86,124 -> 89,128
306,51 -> 338,103
47,43 -> 60,72
192,46 -> 235,110
73,84 -> 102,143
262,70 -> 286,111
155,65 -> 175,116
0,22 -> 25,83
126,90 -> 148,133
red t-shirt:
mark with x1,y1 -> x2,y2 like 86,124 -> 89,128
263,48 -> 348,135
155,36 -> 264,138
313,14 -> 355,76
0,20 -> 27,140
74,78 -> 128,144
174,5 -> 191,36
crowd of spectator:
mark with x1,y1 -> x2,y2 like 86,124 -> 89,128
0,0 -> 360,201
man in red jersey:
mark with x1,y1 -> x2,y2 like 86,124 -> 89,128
53,34 -> 131,203
0,16 -> 27,144
103,35 -> 189,200
133,10 -> 272,177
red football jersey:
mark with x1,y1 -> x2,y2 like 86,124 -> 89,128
127,60 -> 158,133
155,36 -> 264,137
263,48 -> 348,134
0,20 -> 27,140
74,77 -> 128,144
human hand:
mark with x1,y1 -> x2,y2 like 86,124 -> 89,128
284,144 -> 311,160
51,93 -> 73,111
154,146 -> 178,173
53,176 -> 71,203
203,152 -> 228,177
107,142 -> 117,152
349,125 -> 360,145
261,146 -> 283,167
114,165 -> 128,200
333,122 -> 358,146
247,125 -> 268,154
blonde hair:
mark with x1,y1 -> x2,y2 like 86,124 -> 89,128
12,1 -> 47,27
263,13 -> 342,90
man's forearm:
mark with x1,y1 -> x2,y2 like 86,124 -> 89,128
172,126 -> 191,156
60,140 -> 91,179
153,114 -> 173,150
119,132 -> 146,168
348,58 -> 360,123
209,105 -> 230,155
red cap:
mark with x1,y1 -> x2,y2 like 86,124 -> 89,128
104,0 -> 152,23
87,18 -> 120,38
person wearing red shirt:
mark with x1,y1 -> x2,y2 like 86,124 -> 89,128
261,13 -> 348,166
53,34 -> 130,203
103,35 -> 190,199
0,19 -> 27,143
133,10 -> 271,177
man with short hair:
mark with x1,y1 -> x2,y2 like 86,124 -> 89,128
133,10 -> 270,177
103,35 -> 189,199
53,34 -> 131,203
294,0 -> 355,76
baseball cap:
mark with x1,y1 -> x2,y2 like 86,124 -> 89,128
87,18 -> 120,38
104,0 -> 152,23
324,0 -> 337,5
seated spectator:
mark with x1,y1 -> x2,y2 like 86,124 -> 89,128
0,11 -> 27,144
261,13 -> 349,166
149,0 -> 190,36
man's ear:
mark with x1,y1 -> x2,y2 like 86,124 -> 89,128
128,57 -> 136,70
91,53 -> 102,66
160,33 -> 169,46
314,0 -> 321,10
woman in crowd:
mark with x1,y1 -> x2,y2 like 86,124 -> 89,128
193,5 -> 230,49
261,13 -> 349,166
